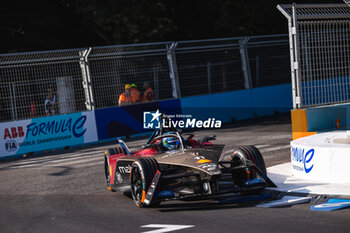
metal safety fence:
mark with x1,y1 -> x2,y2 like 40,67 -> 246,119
0,34 -> 290,122
278,3 -> 350,109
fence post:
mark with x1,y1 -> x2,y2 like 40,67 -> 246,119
207,62 -> 212,93
256,56 -> 260,87
291,3 -> 302,109
239,38 -> 252,89
79,48 -> 95,110
167,42 -> 181,98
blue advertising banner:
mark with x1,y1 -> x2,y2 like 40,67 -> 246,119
0,111 -> 98,158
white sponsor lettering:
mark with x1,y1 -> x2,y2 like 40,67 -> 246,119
118,165 -> 132,174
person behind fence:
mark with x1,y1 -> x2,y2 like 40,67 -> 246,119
30,100 -> 37,117
45,102 -> 55,116
130,83 -> 141,103
45,87 -> 56,116
118,84 -> 132,106
142,81 -> 154,102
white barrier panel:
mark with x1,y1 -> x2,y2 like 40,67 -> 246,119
0,111 -> 98,158
291,131 -> 350,183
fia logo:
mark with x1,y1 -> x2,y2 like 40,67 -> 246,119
5,139 -> 18,152
143,109 -> 162,129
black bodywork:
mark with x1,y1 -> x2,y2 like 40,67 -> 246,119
106,125 -> 277,206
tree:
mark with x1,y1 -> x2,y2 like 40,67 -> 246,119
74,0 -> 177,44
0,0 -> 102,53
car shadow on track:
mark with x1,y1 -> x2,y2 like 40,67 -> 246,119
48,166 -> 73,176
123,191 -> 276,212
155,200 -> 265,212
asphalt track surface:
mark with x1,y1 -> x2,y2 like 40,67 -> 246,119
1,113 -> 349,233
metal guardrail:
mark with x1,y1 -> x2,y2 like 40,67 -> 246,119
0,34 -> 290,122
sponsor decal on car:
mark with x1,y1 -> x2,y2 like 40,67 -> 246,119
198,163 -> 218,171
116,172 -> 123,183
118,165 -> 132,174
196,159 -> 212,164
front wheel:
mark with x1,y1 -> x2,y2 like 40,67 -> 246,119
130,157 -> 160,207
232,145 -> 266,175
232,145 -> 267,195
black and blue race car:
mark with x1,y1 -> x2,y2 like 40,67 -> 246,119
104,125 -> 276,207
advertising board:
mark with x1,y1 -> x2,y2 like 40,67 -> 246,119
0,111 -> 98,158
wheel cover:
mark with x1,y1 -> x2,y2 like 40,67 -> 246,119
131,166 -> 143,204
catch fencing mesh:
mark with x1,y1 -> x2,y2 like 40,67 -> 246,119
88,43 -> 172,108
0,49 -> 86,121
299,20 -> 350,107
278,3 -> 350,108
0,34 -> 290,122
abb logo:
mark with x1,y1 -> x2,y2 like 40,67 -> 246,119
3,127 -> 25,140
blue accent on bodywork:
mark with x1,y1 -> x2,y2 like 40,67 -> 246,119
154,190 -> 175,198
244,178 -> 265,186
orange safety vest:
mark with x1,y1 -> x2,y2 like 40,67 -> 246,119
130,88 -> 141,103
118,92 -> 131,106
142,88 -> 154,102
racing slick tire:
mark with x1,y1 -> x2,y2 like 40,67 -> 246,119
232,146 -> 267,195
130,157 -> 160,208
104,145 -> 127,192
232,145 -> 266,175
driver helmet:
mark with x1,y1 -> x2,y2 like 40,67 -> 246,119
162,132 -> 180,150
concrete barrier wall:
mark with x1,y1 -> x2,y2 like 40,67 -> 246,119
306,104 -> 349,132
291,103 -> 350,140
0,83 -> 292,159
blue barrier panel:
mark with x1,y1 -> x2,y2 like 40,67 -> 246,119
181,84 -> 292,123
0,111 -> 98,159
252,84 -> 292,117
94,99 -> 182,141
301,76 -> 350,106
306,104 -> 349,132
180,89 -> 254,123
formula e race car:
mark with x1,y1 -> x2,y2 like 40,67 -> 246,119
104,125 -> 276,207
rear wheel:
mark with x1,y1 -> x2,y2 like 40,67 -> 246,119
104,145 -> 127,191
130,157 -> 160,207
